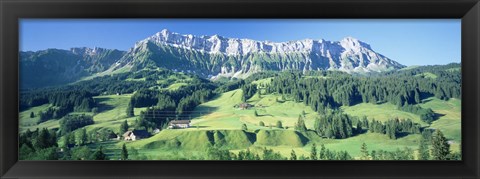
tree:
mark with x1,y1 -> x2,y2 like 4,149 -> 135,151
360,142 -> 369,160
310,143 -> 318,160
295,115 -> 307,132
276,121 -> 283,128
121,143 -> 128,160
259,121 -> 265,127
319,144 -> 326,160
71,146 -> 92,160
254,110 -> 259,117
418,136 -> 430,160
30,112 -> 35,118
290,150 -> 297,160
91,107 -> 99,115
431,130 -> 450,160
78,128 -> 88,146
126,101 -> 134,117
370,150 -> 378,160
241,124 -> 248,131
120,120 -> 129,135
93,146 -> 108,160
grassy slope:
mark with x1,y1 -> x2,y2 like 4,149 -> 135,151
20,75 -> 461,159
19,104 -> 51,131
342,102 -> 428,126
414,72 -> 438,79
419,97 -> 461,143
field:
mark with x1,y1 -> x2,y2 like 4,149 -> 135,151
19,67 -> 462,160
20,83 -> 462,160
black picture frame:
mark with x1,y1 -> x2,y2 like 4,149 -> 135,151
1,0 -> 479,178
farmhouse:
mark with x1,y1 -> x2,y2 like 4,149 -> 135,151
168,120 -> 191,129
123,130 -> 150,141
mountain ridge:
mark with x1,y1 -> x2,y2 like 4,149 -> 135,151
20,29 -> 405,89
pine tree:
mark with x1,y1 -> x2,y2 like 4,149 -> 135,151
93,146 -> 107,160
79,128 -> 88,145
370,150 -> 377,160
259,121 -> 265,127
431,130 -> 450,160
121,143 -> 128,160
295,115 -> 307,132
290,150 -> 297,160
360,142 -> 369,160
30,112 -> 35,118
418,137 -> 430,160
310,143 -> 318,160
319,144 -> 326,160
126,101 -> 134,117
276,121 -> 283,128
120,120 -> 129,135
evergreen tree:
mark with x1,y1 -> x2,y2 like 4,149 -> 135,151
319,144 -> 326,160
370,150 -> 377,160
120,120 -> 129,135
431,130 -> 450,160
93,146 -> 108,160
126,101 -> 134,117
259,121 -> 265,127
30,112 -> 35,118
310,143 -> 318,160
418,136 -> 430,160
276,121 -> 283,128
360,142 -> 369,160
121,143 -> 128,160
79,128 -> 88,145
290,150 -> 297,160
295,115 -> 307,132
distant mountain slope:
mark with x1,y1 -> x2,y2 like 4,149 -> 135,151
20,47 -> 126,89
20,29 -> 405,89
112,29 -> 404,78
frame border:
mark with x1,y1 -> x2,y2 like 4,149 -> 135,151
1,0 -> 479,178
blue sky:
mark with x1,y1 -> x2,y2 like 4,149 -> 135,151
20,19 -> 460,66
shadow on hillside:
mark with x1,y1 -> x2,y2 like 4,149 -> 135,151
434,113 -> 446,120
420,92 -> 435,101
189,106 -> 219,118
96,103 -> 115,113
395,132 -> 411,139
294,131 -> 310,146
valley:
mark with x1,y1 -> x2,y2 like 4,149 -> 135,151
19,64 -> 462,160
18,29 -> 461,161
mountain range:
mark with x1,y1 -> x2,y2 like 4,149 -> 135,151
20,29 -> 405,89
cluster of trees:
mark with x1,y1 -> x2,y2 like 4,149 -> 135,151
309,110 -> 422,140
129,82 -> 216,131
265,65 -> 460,116
59,114 -> 94,135
20,126 -> 117,160
21,90 -> 96,122
61,146 -> 108,160
308,143 -> 353,160
206,146 -> 284,160
314,111 -> 354,139
399,104 -> 436,123
241,84 -> 257,102
215,79 -> 245,93
205,144 -> 354,161
19,128 -> 58,160
361,130 -> 461,160
368,118 -> 421,139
